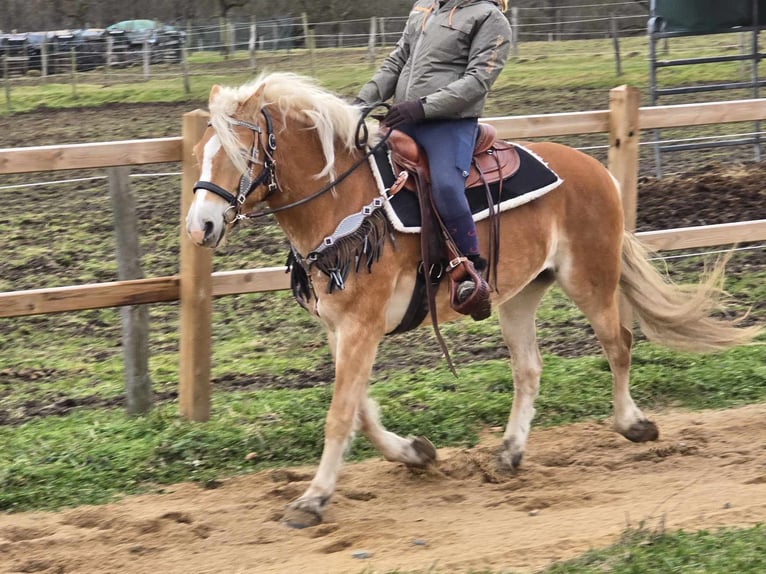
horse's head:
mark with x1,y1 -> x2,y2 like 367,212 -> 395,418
186,83 -> 276,248
186,73 -> 366,248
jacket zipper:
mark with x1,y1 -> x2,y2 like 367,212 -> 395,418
404,0 -> 441,100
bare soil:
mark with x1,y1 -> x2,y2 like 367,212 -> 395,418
1,104 -> 765,573
1,404 -> 765,574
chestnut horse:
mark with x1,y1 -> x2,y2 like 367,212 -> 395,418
185,72 -> 759,528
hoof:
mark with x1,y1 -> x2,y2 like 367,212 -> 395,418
496,439 -> 523,472
408,436 -> 437,467
282,500 -> 324,529
622,419 -> 659,443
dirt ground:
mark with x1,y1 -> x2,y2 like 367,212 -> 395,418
1,104 -> 765,573
0,404 -> 765,574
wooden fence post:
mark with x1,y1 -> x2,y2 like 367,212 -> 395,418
608,85 -> 640,230
608,85 -> 640,330
186,20 -> 193,52
142,39 -> 150,80
249,17 -> 257,71
219,17 -> 229,58
301,13 -> 315,76
367,16 -> 377,68
179,110 -> 213,421
610,15 -> 622,77
3,56 -> 10,112
511,7 -> 519,58
40,36 -> 48,80
379,17 -> 386,47
105,35 -> 113,83
181,45 -> 190,94
108,166 -> 153,415
70,47 -> 78,99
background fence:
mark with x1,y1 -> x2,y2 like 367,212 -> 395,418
1,87 -> 765,421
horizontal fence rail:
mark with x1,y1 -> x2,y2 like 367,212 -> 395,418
4,216 -> 766,317
1,91 -> 765,419
0,269 -> 290,318
483,99 -> 766,138
1,96 -> 765,318
0,138 -> 183,174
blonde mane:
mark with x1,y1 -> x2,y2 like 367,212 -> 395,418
207,72 -> 361,179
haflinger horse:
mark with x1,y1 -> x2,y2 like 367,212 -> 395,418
186,72 -> 760,528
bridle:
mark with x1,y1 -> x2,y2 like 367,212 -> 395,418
193,104 -> 392,222
193,108 -> 278,224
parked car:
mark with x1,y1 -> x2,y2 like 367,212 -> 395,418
15,29 -> 129,74
1,21 -> 183,78
0,33 -> 31,76
105,19 -> 185,63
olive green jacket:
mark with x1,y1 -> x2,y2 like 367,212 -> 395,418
357,0 -> 511,119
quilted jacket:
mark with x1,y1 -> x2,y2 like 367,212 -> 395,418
357,0 -> 512,119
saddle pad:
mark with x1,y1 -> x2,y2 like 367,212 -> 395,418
371,143 -> 563,234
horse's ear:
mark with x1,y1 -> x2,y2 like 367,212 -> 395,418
240,84 -> 265,115
237,84 -> 263,118
209,84 -> 222,105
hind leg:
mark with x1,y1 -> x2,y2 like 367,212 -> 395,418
496,278 -> 552,471
359,397 -> 437,466
558,270 -> 658,442
599,300 -> 658,442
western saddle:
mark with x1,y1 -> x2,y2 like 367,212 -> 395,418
381,124 -> 519,322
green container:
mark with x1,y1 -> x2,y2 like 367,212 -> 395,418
654,0 -> 764,32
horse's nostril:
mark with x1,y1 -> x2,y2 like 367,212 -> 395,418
203,220 -> 214,239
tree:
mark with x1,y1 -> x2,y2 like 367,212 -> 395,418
60,0 -> 92,28
217,0 -> 248,18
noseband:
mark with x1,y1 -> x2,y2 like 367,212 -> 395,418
193,108 -> 278,222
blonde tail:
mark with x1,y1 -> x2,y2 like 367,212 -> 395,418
619,232 -> 761,353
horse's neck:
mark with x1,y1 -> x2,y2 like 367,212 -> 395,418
269,136 -> 378,256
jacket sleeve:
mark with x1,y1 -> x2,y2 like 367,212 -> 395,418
356,35 -> 411,104
422,10 -> 511,118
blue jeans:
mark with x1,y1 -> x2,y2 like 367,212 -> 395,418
397,118 -> 480,256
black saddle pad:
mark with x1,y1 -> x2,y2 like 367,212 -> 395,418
374,143 -> 563,233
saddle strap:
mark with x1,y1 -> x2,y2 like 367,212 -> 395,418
472,154 -> 503,291
406,158 -> 457,376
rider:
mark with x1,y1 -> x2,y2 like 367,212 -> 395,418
356,0 -> 512,315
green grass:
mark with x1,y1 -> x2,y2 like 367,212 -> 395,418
1,34 -> 762,115
387,524 -> 766,573
1,338 -> 764,513
376,524 -> 766,574
543,524 -> 766,574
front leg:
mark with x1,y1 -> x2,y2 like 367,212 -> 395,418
283,320 -> 382,528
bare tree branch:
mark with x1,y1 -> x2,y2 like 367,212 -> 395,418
632,0 -> 649,12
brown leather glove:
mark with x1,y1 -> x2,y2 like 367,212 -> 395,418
383,100 -> 425,128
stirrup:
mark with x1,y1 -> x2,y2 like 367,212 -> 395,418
448,259 -> 491,321
456,280 -> 476,304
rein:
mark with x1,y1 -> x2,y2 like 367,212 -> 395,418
194,104 -> 392,222
241,131 -> 391,220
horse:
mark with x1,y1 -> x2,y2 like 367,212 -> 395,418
185,72 -> 760,528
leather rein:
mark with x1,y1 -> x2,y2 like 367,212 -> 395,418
193,106 -> 391,222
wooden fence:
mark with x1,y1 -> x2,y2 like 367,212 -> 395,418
1,86 -> 765,421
